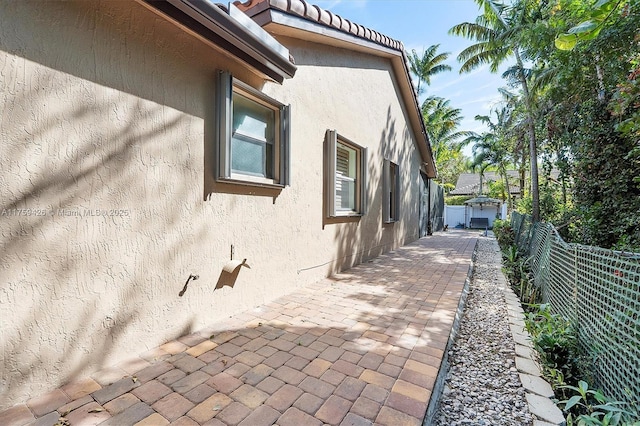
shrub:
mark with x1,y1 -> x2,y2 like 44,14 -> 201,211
559,380 -> 639,426
525,304 -> 582,393
445,195 -> 473,206
493,218 -> 514,248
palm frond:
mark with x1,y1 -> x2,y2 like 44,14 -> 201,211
449,22 -> 496,41
531,66 -> 559,93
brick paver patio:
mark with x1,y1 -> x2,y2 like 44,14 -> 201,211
1,230 -> 477,426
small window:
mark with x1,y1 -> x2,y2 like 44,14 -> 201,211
383,159 -> 400,223
326,130 -> 367,217
216,70 -> 290,187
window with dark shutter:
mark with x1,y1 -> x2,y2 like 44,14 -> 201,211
216,70 -> 291,188
383,159 -> 400,223
325,130 -> 367,217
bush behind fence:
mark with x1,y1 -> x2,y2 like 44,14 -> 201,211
511,212 -> 640,417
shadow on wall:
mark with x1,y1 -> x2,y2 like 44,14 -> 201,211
0,0 -> 221,118
329,106 -> 418,276
0,0 -> 228,408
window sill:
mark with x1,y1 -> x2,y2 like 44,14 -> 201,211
217,176 -> 285,190
331,212 -> 363,218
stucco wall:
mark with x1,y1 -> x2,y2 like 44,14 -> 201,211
0,1 -> 424,408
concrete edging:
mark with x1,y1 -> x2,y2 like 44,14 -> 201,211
497,272 -> 566,426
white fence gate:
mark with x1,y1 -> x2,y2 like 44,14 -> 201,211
445,204 -> 508,228
444,205 -> 466,228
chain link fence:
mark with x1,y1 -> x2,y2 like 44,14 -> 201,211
511,212 -> 640,417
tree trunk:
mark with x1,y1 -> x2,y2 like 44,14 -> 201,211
500,165 -> 512,211
516,50 -> 540,222
519,133 -> 526,197
595,55 -> 605,102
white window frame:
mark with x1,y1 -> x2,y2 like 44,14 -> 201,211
383,159 -> 400,223
216,70 -> 290,187
325,130 -> 367,217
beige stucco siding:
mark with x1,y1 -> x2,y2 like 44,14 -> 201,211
263,37 -> 423,272
0,1 -> 425,408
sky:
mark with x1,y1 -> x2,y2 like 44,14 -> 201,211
312,0 -> 509,156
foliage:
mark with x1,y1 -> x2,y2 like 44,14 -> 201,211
609,47 -> 640,139
422,96 -> 471,188
536,0 -> 640,251
494,221 -> 541,307
559,380 -> 638,426
464,105 -> 518,207
567,102 -> 640,251
555,0 -> 629,50
608,41 -> 640,194
445,195 -> 472,206
502,245 -> 539,306
450,0 -> 543,221
492,218 -> 514,248
452,0 -> 640,251
525,304 -> 583,392
441,182 -> 456,193
406,45 -> 472,190
487,179 -> 508,201
516,168 -> 573,226
407,45 -> 452,96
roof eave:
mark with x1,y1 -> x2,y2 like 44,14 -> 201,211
137,0 -> 297,83
237,2 -> 437,177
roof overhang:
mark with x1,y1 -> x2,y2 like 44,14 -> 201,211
464,196 -> 502,205
137,0 -> 297,83
235,1 -> 437,177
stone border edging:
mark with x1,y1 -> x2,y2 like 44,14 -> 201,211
422,239 -> 478,425
497,271 -> 566,426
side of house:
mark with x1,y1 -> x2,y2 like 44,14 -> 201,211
0,0 -> 435,408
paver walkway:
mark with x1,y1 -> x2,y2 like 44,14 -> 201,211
1,230 -> 477,426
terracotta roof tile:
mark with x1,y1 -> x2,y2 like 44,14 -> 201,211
234,0 -> 404,51
233,0 -> 435,176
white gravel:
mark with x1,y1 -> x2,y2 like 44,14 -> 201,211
433,235 -> 534,425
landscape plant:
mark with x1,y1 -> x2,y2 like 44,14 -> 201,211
524,304 -> 582,391
493,220 -> 540,306
559,380 -> 639,426
451,0 -> 640,251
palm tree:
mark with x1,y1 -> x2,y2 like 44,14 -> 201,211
407,45 -> 452,96
421,96 -> 470,158
468,150 -> 492,196
463,106 -> 515,209
450,0 -> 542,221
495,87 -> 528,198
421,96 -> 472,188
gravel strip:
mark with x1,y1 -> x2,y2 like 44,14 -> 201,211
433,235 -> 534,425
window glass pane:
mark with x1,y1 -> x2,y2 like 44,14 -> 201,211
336,142 -> 357,211
232,137 -> 266,176
336,176 -> 355,211
233,93 -> 274,141
231,92 -> 274,178
336,143 -> 356,178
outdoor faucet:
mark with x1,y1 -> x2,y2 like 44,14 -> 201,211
179,274 -> 199,297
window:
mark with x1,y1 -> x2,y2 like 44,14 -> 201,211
383,159 -> 400,223
326,130 -> 367,217
216,70 -> 290,187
